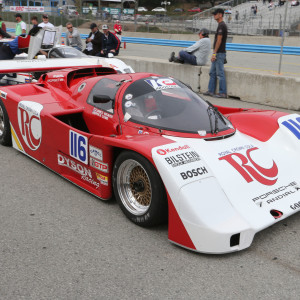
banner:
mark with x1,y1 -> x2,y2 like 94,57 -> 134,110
10,6 -> 45,12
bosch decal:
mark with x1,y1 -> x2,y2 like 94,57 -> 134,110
69,130 -> 88,165
165,151 -> 200,168
252,181 -> 300,206
219,147 -> 278,186
58,154 -> 92,178
281,116 -> 300,139
156,145 -> 190,156
90,157 -> 108,173
89,145 -> 103,161
17,101 -> 43,151
180,167 -> 208,180
145,78 -> 180,91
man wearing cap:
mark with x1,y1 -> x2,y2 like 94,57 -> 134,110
100,24 -> 120,57
83,23 -> 103,56
204,8 -> 228,98
15,14 -> 26,36
39,14 -> 54,28
169,28 -> 211,66
65,22 -> 82,51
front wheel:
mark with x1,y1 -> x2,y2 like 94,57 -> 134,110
0,99 -> 12,146
113,151 -> 167,227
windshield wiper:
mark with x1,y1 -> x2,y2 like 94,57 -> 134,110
206,101 -> 228,134
115,78 -> 132,87
207,106 -> 215,134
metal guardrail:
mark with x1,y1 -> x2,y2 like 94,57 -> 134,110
6,29 -> 300,55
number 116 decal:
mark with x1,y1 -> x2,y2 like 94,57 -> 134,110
69,130 -> 88,165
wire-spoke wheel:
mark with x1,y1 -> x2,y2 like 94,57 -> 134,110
0,99 -> 12,146
113,151 -> 167,227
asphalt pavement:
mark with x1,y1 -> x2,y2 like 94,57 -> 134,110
119,43 -> 300,78
1,96 -> 300,299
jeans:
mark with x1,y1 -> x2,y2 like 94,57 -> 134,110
208,52 -> 227,95
179,50 -> 197,65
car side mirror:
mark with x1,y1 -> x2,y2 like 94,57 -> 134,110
93,95 -> 113,104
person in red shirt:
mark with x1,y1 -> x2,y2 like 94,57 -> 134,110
113,20 -> 122,42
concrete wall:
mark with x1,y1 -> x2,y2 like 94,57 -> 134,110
121,56 -> 300,111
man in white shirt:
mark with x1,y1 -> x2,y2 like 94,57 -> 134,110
39,14 -> 55,48
39,14 -> 54,29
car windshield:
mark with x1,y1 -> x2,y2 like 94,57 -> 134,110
122,77 -> 232,134
49,47 -> 86,58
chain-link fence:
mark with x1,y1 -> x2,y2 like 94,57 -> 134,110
192,0 -> 300,36
1,1 -> 300,36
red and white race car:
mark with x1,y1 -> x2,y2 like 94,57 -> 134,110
1,67 -> 300,254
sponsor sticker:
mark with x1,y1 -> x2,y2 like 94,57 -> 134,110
69,130 -> 88,165
92,107 -> 113,120
0,90 -> 7,99
17,101 -> 43,151
58,154 -> 92,178
125,94 -> 133,100
89,145 -> 103,161
219,146 -> 278,186
281,115 -> 300,139
164,151 -> 201,168
252,181 -> 300,207
90,157 -> 108,173
156,144 -> 190,156
180,166 -> 209,180
145,78 -> 180,91
78,82 -> 86,93
96,173 -> 109,186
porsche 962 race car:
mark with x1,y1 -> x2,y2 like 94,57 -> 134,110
1,66 -> 300,254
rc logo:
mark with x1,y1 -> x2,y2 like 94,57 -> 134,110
18,101 -> 43,151
219,147 -> 278,186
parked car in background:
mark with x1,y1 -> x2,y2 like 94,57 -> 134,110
188,7 -> 202,12
173,8 -> 184,12
155,14 -> 170,22
152,7 -> 167,12
138,7 -> 148,12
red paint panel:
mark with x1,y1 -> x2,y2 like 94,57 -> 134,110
227,111 -> 288,142
167,194 -> 196,250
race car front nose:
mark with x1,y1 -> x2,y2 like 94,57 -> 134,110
177,177 -> 256,254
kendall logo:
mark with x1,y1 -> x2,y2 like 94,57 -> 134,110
156,145 -> 190,155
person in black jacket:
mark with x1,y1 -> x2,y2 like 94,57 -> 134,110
83,23 -> 103,56
99,24 -> 120,57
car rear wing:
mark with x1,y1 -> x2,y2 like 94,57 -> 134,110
0,57 -> 113,74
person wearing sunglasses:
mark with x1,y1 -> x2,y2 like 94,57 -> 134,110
65,22 -> 82,51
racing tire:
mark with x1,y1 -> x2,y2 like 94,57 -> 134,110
0,99 -> 12,146
113,151 -> 167,227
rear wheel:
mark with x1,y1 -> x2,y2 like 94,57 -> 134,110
113,151 -> 167,227
0,99 -> 12,146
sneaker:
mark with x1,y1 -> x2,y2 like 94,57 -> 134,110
169,52 -> 175,62
214,93 -> 227,99
203,91 -> 214,96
